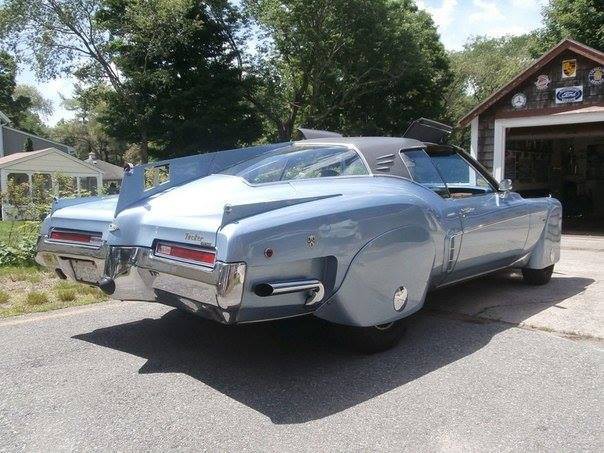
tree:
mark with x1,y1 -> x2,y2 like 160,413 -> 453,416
97,0 -> 260,159
0,51 -> 51,135
51,83 -> 125,163
0,0 -> 261,162
241,0 -> 451,140
535,0 -> 604,53
0,51 -> 30,124
23,137 -> 34,151
445,35 -> 537,147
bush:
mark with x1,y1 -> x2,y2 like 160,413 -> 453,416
26,291 -> 49,306
56,288 -> 76,302
0,290 -> 9,304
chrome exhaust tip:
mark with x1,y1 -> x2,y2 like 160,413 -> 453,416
254,279 -> 325,306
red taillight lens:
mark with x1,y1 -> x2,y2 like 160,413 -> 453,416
49,230 -> 102,245
155,242 -> 216,266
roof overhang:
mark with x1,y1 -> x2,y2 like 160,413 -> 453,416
459,39 -> 604,128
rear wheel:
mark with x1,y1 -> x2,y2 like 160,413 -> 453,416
345,319 -> 408,353
522,264 -> 554,285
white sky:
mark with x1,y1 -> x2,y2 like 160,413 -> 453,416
16,0 -> 546,127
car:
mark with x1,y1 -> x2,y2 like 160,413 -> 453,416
35,119 -> 561,352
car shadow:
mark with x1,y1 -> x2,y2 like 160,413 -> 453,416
73,273 -> 593,425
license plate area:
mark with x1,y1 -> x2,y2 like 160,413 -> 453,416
68,259 -> 99,284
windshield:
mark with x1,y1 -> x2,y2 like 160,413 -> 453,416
220,145 -> 368,184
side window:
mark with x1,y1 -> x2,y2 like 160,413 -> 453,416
430,152 -> 494,197
400,149 -> 449,197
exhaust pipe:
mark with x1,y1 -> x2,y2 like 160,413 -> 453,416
254,279 -> 325,306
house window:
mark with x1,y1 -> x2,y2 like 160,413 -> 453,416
80,176 -> 98,196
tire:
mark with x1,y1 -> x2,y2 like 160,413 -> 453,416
344,319 -> 408,354
522,264 -> 554,285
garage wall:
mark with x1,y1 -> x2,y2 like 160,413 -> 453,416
476,49 -> 604,171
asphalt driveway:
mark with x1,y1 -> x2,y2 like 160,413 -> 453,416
0,236 -> 601,451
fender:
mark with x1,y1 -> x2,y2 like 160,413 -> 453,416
315,224 -> 435,327
527,199 -> 562,269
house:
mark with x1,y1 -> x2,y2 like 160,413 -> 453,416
459,38 -> 604,229
84,152 -> 123,194
0,111 -> 75,156
0,148 -> 103,220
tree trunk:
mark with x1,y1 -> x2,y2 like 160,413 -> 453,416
139,130 -> 149,163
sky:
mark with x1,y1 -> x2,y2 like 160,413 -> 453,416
16,0 -> 547,127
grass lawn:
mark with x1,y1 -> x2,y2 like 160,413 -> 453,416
0,266 -> 109,318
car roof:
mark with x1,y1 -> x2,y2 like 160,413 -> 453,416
295,136 -> 427,178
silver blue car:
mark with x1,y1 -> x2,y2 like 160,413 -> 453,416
35,120 -> 561,352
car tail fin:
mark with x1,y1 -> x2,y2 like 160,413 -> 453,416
403,118 -> 452,144
114,142 -> 289,217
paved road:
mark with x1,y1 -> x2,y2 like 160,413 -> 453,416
0,238 -> 602,452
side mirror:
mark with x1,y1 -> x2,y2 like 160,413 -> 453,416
499,179 -> 513,192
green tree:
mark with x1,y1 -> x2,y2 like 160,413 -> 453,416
535,0 -> 604,53
97,0 -> 260,159
0,0 -> 261,162
23,137 -> 34,151
51,84 -> 125,163
0,51 -> 31,124
242,0 -> 451,140
445,35 -> 537,147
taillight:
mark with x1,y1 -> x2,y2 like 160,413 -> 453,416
49,230 -> 103,246
155,242 -> 216,266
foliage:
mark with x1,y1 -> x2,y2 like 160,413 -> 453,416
445,35 -> 537,147
0,51 -> 50,134
26,291 -> 49,305
0,290 -> 9,304
96,0 -> 261,160
534,0 -> 604,54
56,288 -> 77,302
242,0 -> 451,140
51,84 -> 126,163
23,137 -> 34,151
0,0 -> 261,162
0,222 -> 38,266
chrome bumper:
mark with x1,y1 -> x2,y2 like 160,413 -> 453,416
35,236 -> 246,323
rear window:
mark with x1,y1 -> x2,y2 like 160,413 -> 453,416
220,145 -> 368,184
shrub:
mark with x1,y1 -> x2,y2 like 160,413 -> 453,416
0,290 -> 9,304
56,288 -> 77,302
26,291 -> 49,306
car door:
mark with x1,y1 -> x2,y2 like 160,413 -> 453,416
430,150 -> 530,282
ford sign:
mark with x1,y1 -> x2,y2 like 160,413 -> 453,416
555,85 -> 583,104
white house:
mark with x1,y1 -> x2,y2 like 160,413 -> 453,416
0,148 -> 103,220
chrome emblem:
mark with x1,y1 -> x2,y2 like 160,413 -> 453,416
307,235 -> 316,248
184,232 -> 204,243
393,286 -> 408,311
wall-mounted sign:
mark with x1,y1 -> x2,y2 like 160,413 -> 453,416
535,74 -> 551,90
511,92 -> 527,109
555,85 -> 583,104
562,59 -> 577,78
588,67 -> 603,85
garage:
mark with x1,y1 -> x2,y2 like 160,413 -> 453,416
460,39 -> 604,233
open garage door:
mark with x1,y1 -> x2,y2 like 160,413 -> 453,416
505,122 -> 604,234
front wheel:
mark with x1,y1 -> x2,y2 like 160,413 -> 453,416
522,264 -> 554,285
344,319 -> 408,353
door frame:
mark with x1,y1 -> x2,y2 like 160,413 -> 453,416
489,109 -> 604,182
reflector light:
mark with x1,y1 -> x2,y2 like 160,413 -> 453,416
155,242 -> 216,266
49,230 -> 102,245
